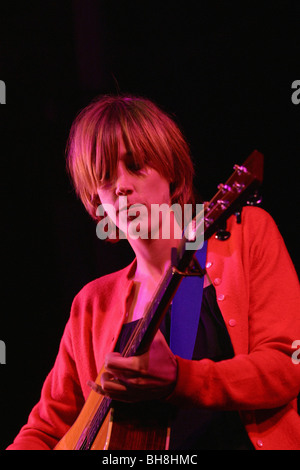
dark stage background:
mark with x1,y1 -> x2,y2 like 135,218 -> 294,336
0,1 -> 299,450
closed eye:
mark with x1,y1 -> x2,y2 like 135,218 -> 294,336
122,152 -> 146,174
126,162 -> 143,173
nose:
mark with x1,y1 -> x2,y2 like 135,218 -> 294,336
115,184 -> 133,196
115,162 -> 134,197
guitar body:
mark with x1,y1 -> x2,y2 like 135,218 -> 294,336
54,384 -> 109,450
55,387 -> 170,450
102,402 -> 170,450
55,366 -> 170,450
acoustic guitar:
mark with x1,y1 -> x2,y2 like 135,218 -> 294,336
55,150 -> 264,450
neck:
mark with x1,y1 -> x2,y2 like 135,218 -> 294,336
130,235 -> 181,283
128,210 -> 182,283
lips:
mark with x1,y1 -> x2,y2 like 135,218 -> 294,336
117,202 -> 146,215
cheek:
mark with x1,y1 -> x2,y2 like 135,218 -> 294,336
97,190 -> 116,219
155,180 -> 171,204
97,189 -> 113,206
146,172 -> 171,204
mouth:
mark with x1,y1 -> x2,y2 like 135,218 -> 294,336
117,203 -> 147,221
118,202 -> 145,213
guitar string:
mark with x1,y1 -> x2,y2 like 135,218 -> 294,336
76,396 -> 112,449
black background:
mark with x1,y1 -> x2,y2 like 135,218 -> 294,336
0,0 -> 299,450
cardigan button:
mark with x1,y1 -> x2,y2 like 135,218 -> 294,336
206,261 -> 213,269
256,439 -> 264,448
217,294 -> 225,301
213,277 -> 221,286
228,319 -> 237,327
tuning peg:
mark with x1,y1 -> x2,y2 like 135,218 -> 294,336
232,182 -> 245,193
217,199 -> 230,210
233,164 -> 249,175
217,183 -> 232,193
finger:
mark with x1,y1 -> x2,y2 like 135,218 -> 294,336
87,380 -> 104,395
105,353 -> 143,377
101,371 -> 128,393
105,352 -> 136,369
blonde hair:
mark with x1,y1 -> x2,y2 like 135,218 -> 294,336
66,94 -> 196,220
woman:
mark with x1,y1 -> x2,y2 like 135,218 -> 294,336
7,95 -> 300,450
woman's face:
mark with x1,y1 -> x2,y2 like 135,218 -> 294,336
97,140 -> 172,240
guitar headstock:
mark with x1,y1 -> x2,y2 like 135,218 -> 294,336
203,150 -> 264,240
181,150 -> 264,255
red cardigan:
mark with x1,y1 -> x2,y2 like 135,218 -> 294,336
7,207 -> 300,450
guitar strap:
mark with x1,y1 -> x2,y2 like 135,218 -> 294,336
170,241 -> 208,359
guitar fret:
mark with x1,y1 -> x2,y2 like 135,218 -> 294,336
76,396 -> 112,450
